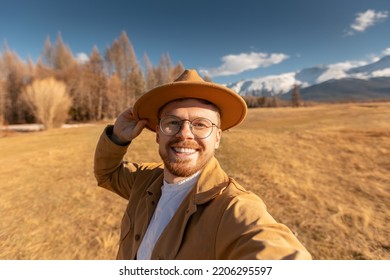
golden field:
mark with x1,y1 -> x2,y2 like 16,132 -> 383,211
0,102 -> 389,260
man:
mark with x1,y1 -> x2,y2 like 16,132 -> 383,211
94,69 -> 311,260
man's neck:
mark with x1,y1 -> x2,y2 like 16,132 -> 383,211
163,169 -> 201,185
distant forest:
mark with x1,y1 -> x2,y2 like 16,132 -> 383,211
0,31 -> 302,128
0,31 -> 186,126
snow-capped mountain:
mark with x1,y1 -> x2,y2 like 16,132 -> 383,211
226,55 -> 390,100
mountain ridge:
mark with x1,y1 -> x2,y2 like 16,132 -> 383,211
226,55 -> 390,101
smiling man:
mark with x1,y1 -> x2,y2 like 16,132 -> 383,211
94,69 -> 311,260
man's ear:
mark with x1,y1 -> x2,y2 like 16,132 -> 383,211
215,129 -> 222,149
156,126 -> 160,143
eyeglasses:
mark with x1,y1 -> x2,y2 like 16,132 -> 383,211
159,116 -> 219,139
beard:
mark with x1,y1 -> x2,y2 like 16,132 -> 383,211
159,139 -> 213,178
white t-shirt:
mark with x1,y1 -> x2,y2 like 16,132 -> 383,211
136,172 -> 200,260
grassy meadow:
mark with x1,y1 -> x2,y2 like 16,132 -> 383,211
0,102 -> 389,260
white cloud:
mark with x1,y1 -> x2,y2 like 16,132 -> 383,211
371,68 -> 390,77
346,9 -> 388,35
199,51 -> 289,77
368,47 -> 390,63
330,61 -> 367,70
382,48 -> 390,56
76,52 -> 89,64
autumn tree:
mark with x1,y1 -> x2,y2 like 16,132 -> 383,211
292,84 -> 302,107
106,74 -> 123,119
42,33 -> 76,74
105,31 -> 144,108
170,62 -> 185,81
23,77 -> 72,129
71,46 -> 107,121
0,46 -> 31,124
88,46 -> 107,120
40,33 -> 83,121
1,31 -> 187,124
143,53 -> 158,91
155,53 -> 172,84
129,65 -> 145,100
145,53 -> 184,90
0,58 -> 4,125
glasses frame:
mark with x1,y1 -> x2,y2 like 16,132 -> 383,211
159,116 -> 220,139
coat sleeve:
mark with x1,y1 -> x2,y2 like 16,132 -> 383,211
215,191 -> 312,260
93,125 -> 140,200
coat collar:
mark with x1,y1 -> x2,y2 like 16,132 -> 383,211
194,157 -> 230,204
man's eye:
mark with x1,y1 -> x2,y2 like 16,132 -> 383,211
168,120 -> 181,126
192,121 -> 208,128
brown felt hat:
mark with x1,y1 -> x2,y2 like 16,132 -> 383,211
133,69 -> 247,132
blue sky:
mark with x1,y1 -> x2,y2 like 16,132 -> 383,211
1,0 -> 389,84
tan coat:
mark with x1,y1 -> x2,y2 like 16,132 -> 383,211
94,126 -> 312,260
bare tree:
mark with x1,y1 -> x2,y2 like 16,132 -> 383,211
129,65 -> 145,100
42,33 -> 76,73
292,84 -> 302,107
105,31 -> 143,107
170,62 -> 184,81
88,46 -> 107,120
0,46 -> 30,124
73,46 -> 107,121
155,53 -> 172,85
23,77 -> 72,129
143,52 -> 158,91
106,74 -> 124,119
0,59 -> 4,126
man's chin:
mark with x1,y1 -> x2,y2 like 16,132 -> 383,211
165,162 -> 200,178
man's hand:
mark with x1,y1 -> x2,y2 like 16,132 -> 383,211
111,108 -> 148,145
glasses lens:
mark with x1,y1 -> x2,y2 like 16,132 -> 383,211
191,118 -> 213,138
159,117 -> 215,138
160,117 -> 181,135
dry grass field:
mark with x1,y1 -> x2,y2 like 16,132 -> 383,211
0,102 -> 389,260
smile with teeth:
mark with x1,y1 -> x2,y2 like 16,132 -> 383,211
172,147 -> 198,154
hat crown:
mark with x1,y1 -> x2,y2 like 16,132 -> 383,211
174,69 -> 205,83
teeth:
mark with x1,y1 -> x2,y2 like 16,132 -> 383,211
173,147 -> 196,154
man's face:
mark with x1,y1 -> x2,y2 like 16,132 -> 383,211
156,99 -> 222,183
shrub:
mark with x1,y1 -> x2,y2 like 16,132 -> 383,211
23,77 -> 72,129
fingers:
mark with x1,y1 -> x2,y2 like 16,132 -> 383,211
131,119 -> 148,139
120,107 -> 135,121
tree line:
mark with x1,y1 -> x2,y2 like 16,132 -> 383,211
0,31 -> 184,128
0,31 -> 303,129
243,84 -> 302,108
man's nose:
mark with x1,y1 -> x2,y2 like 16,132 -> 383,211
176,121 -> 194,139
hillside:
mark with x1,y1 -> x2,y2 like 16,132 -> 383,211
282,77 -> 390,102
0,102 -> 389,259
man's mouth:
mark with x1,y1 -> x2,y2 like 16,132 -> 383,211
171,147 -> 198,154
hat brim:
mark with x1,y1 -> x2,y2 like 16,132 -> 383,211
133,81 -> 247,132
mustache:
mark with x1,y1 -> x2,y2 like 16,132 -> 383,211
169,140 -> 201,150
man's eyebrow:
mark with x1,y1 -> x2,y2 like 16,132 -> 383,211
161,114 -> 213,120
